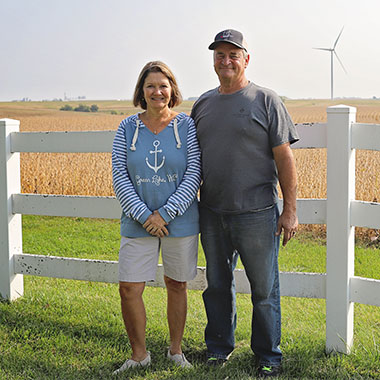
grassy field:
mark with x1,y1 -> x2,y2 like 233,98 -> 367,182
0,215 -> 379,379
20,215 -> 380,279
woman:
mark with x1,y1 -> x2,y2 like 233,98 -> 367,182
112,61 -> 201,374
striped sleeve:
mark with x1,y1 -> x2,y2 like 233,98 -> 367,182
112,120 -> 152,224
158,117 -> 201,221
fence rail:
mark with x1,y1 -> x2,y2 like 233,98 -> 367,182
1,105 -> 380,355
10,130 -> 115,153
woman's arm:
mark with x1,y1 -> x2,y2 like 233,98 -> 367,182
112,121 -> 152,225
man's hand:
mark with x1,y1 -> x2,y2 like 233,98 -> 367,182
276,209 -> 298,246
143,210 -> 169,237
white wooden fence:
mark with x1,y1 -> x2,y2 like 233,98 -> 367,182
1,105 -> 380,355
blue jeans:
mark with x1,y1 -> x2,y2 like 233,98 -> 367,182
200,205 -> 282,366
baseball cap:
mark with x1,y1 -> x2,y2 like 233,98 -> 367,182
208,29 -> 248,52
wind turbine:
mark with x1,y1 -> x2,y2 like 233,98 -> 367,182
314,27 -> 347,99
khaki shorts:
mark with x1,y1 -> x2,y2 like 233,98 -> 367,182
118,235 -> 198,283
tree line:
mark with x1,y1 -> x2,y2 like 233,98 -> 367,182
60,104 -> 99,112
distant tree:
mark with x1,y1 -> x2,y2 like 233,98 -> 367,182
90,104 -> 99,112
74,104 -> 90,112
110,110 -> 118,115
60,104 -> 73,111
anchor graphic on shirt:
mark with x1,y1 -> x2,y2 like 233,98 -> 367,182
146,140 -> 165,173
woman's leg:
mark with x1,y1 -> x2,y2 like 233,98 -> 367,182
119,281 -> 148,361
164,275 -> 187,355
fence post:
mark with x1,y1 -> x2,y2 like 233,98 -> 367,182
0,118 -> 23,301
326,105 -> 356,354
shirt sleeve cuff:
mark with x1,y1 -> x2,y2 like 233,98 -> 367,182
157,207 -> 173,223
137,209 -> 153,225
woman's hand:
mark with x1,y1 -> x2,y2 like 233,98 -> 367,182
143,210 -> 169,237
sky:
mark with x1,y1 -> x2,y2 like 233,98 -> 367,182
1,0 -> 380,101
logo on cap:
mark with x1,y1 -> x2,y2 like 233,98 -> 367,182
222,30 -> 233,38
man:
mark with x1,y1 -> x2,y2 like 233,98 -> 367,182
191,29 -> 299,378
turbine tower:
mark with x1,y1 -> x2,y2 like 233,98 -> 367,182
314,27 -> 347,99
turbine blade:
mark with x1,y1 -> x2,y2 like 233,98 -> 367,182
313,47 -> 332,51
333,26 -> 344,49
334,51 -> 347,74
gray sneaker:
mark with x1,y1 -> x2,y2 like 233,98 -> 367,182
112,351 -> 151,375
167,349 -> 193,368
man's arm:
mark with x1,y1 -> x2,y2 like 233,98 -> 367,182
273,142 -> 298,246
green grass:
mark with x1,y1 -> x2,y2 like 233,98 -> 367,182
0,215 -> 379,379
21,216 -> 121,261
21,215 -> 380,278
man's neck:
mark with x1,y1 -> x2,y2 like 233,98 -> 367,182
219,77 -> 249,94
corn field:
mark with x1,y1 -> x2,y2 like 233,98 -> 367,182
2,100 -> 380,237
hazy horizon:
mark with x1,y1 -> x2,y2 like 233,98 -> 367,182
4,95 -> 380,103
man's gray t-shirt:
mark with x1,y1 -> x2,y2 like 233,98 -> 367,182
191,82 -> 299,214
